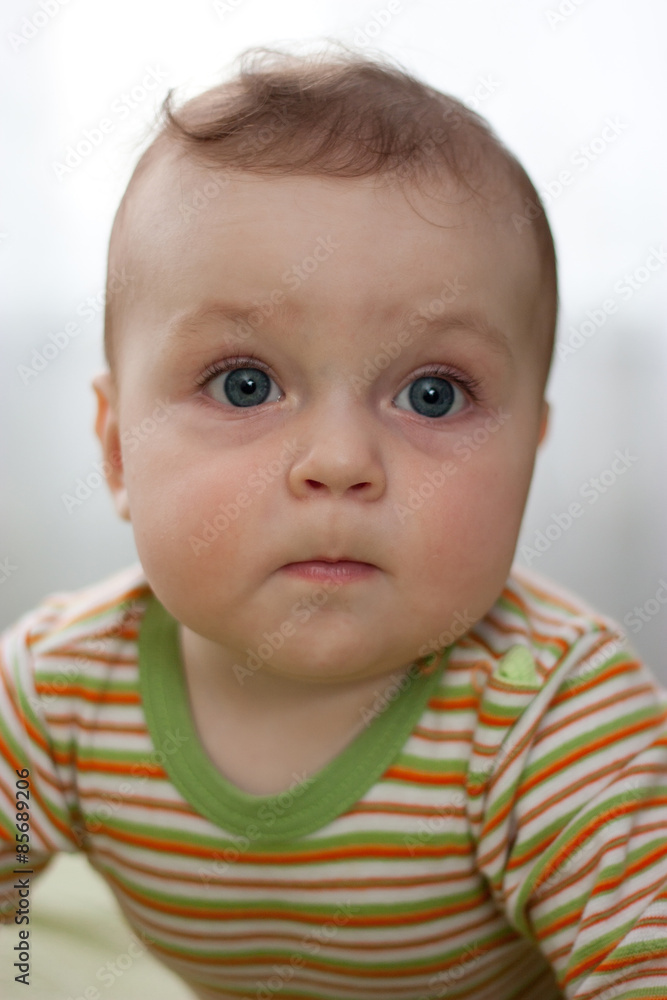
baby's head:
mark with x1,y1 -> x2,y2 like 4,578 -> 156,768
94,47 -> 556,684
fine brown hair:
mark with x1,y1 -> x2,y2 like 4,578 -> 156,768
104,45 -> 557,376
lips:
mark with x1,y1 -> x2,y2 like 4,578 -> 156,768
282,557 -> 377,570
280,557 -> 378,582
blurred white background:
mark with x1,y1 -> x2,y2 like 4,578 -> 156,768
1,0 -> 666,674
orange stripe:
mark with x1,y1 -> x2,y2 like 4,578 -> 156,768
61,758 -> 165,776
125,903 -> 497,950
43,716 -> 148,734
34,683 -> 140,704
383,765 -> 465,786
550,661 -> 640,709
428,695 -> 479,711
79,791 -> 193,813
95,822 -> 472,863
95,844 -> 476,889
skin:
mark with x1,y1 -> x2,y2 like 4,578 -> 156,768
93,155 -> 549,794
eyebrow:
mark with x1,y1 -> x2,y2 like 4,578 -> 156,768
413,309 -> 513,361
165,300 -> 297,347
165,301 -> 513,361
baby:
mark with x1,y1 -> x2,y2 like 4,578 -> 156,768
2,47 -> 667,1000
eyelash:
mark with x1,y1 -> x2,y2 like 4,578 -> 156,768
194,354 -> 270,388
195,355 -> 484,405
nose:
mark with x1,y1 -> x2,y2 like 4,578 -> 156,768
287,399 -> 386,501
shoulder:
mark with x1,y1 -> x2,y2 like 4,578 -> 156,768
466,565 -> 629,692
1,563 -> 154,672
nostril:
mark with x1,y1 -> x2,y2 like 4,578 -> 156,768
305,480 -> 325,489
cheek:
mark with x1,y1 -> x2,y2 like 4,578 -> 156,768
408,440 -> 535,592
122,431 -> 260,571
420,473 -> 522,555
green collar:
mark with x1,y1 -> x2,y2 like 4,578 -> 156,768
139,594 -> 447,844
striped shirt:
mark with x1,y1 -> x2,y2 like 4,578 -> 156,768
1,563 -> 667,999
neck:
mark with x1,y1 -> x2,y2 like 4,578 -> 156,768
178,623 -> 418,717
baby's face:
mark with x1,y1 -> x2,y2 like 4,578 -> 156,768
96,157 -> 548,685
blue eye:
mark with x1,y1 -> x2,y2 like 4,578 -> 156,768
206,366 -> 281,408
395,375 -> 465,419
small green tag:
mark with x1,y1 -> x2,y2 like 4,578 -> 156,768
495,645 -> 540,688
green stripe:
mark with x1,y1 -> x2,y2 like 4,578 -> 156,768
36,672 -> 139,695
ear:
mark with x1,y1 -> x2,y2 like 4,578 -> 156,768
538,399 -> 550,446
92,371 -> 131,521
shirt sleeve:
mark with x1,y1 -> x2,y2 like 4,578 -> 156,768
470,627 -> 667,999
0,605 -> 84,923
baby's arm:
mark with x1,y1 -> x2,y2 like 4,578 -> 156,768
0,605 -> 84,923
471,626 -> 667,998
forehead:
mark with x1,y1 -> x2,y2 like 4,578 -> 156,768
115,149 -> 544,367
